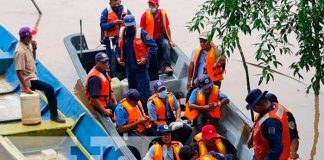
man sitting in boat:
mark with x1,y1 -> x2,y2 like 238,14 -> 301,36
193,125 -> 237,159
85,52 -> 118,116
185,74 -> 229,131
116,15 -> 158,113
245,89 -> 291,160
115,89 -> 157,136
147,80 -> 192,144
179,144 -> 218,160
14,27 -> 65,123
100,0 -> 131,76
143,124 -> 183,160
187,31 -> 225,96
140,0 -> 175,75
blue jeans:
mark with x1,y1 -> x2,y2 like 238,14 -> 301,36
154,37 -> 171,69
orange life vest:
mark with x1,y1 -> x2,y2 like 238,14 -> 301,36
85,67 -> 111,108
201,155 -> 218,160
118,26 -> 148,62
104,5 -> 128,38
120,98 -> 151,133
144,9 -> 171,41
253,103 -> 290,160
153,141 -> 181,160
192,47 -> 225,82
148,92 -> 175,125
194,132 -> 226,157
184,85 -> 221,121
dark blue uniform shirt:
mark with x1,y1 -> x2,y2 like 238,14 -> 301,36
257,104 -> 283,160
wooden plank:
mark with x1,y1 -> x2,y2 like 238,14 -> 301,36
0,118 -> 74,136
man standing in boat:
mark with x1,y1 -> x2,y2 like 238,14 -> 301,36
14,27 -> 65,123
116,15 -> 158,113
85,52 -> 118,116
185,74 -> 229,131
115,89 -> 156,136
265,93 -> 300,159
245,89 -> 291,160
100,0 -> 131,76
187,31 -> 225,92
147,80 -> 192,144
140,0 -> 175,75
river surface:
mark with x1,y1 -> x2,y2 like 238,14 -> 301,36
1,0 -> 323,159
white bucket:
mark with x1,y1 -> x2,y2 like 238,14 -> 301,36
111,77 -> 122,101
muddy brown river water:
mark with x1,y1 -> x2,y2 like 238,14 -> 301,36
0,0 -> 323,159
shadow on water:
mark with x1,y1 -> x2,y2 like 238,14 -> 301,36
310,96 -> 320,159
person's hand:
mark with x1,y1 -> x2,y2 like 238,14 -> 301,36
22,87 -> 33,94
114,20 -> 124,25
137,58 -> 146,65
139,115 -> 150,124
117,58 -> 125,67
202,105 -> 210,111
103,109 -> 113,116
169,41 -> 176,47
31,40 -> 37,50
247,131 -> 253,148
176,118 -> 181,122
289,152 -> 299,159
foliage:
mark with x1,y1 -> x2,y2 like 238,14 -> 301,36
188,0 -> 324,95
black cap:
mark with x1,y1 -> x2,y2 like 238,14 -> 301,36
126,89 -> 141,101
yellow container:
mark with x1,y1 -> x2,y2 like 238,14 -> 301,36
20,92 -> 41,125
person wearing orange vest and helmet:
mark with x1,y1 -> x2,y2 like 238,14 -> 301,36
185,74 -> 229,131
245,89 -> 291,160
140,0 -> 175,75
193,125 -> 237,159
116,15 -> 158,113
100,0 -> 131,76
114,89 -> 157,136
265,93 -> 300,159
85,52 -> 118,117
187,31 -> 225,91
143,124 -> 183,160
147,80 -> 192,144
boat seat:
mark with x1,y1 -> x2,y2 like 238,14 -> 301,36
0,118 -> 74,136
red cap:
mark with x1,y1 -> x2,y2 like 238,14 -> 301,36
202,125 -> 218,140
148,0 -> 158,5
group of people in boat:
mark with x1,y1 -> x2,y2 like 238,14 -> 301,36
14,0 -> 300,159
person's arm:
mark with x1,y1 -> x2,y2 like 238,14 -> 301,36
140,12 -> 146,29
143,144 -> 155,160
290,139 -> 299,159
171,94 -> 181,121
287,112 -> 299,159
31,40 -> 37,59
91,98 -> 112,116
263,119 -> 283,160
187,50 -> 196,90
88,77 -> 112,116
147,100 -> 159,127
14,51 -> 32,93
16,70 -> 32,93
141,29 -> 158,63
117,116 -> 149,133
100,9 -> 122,31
